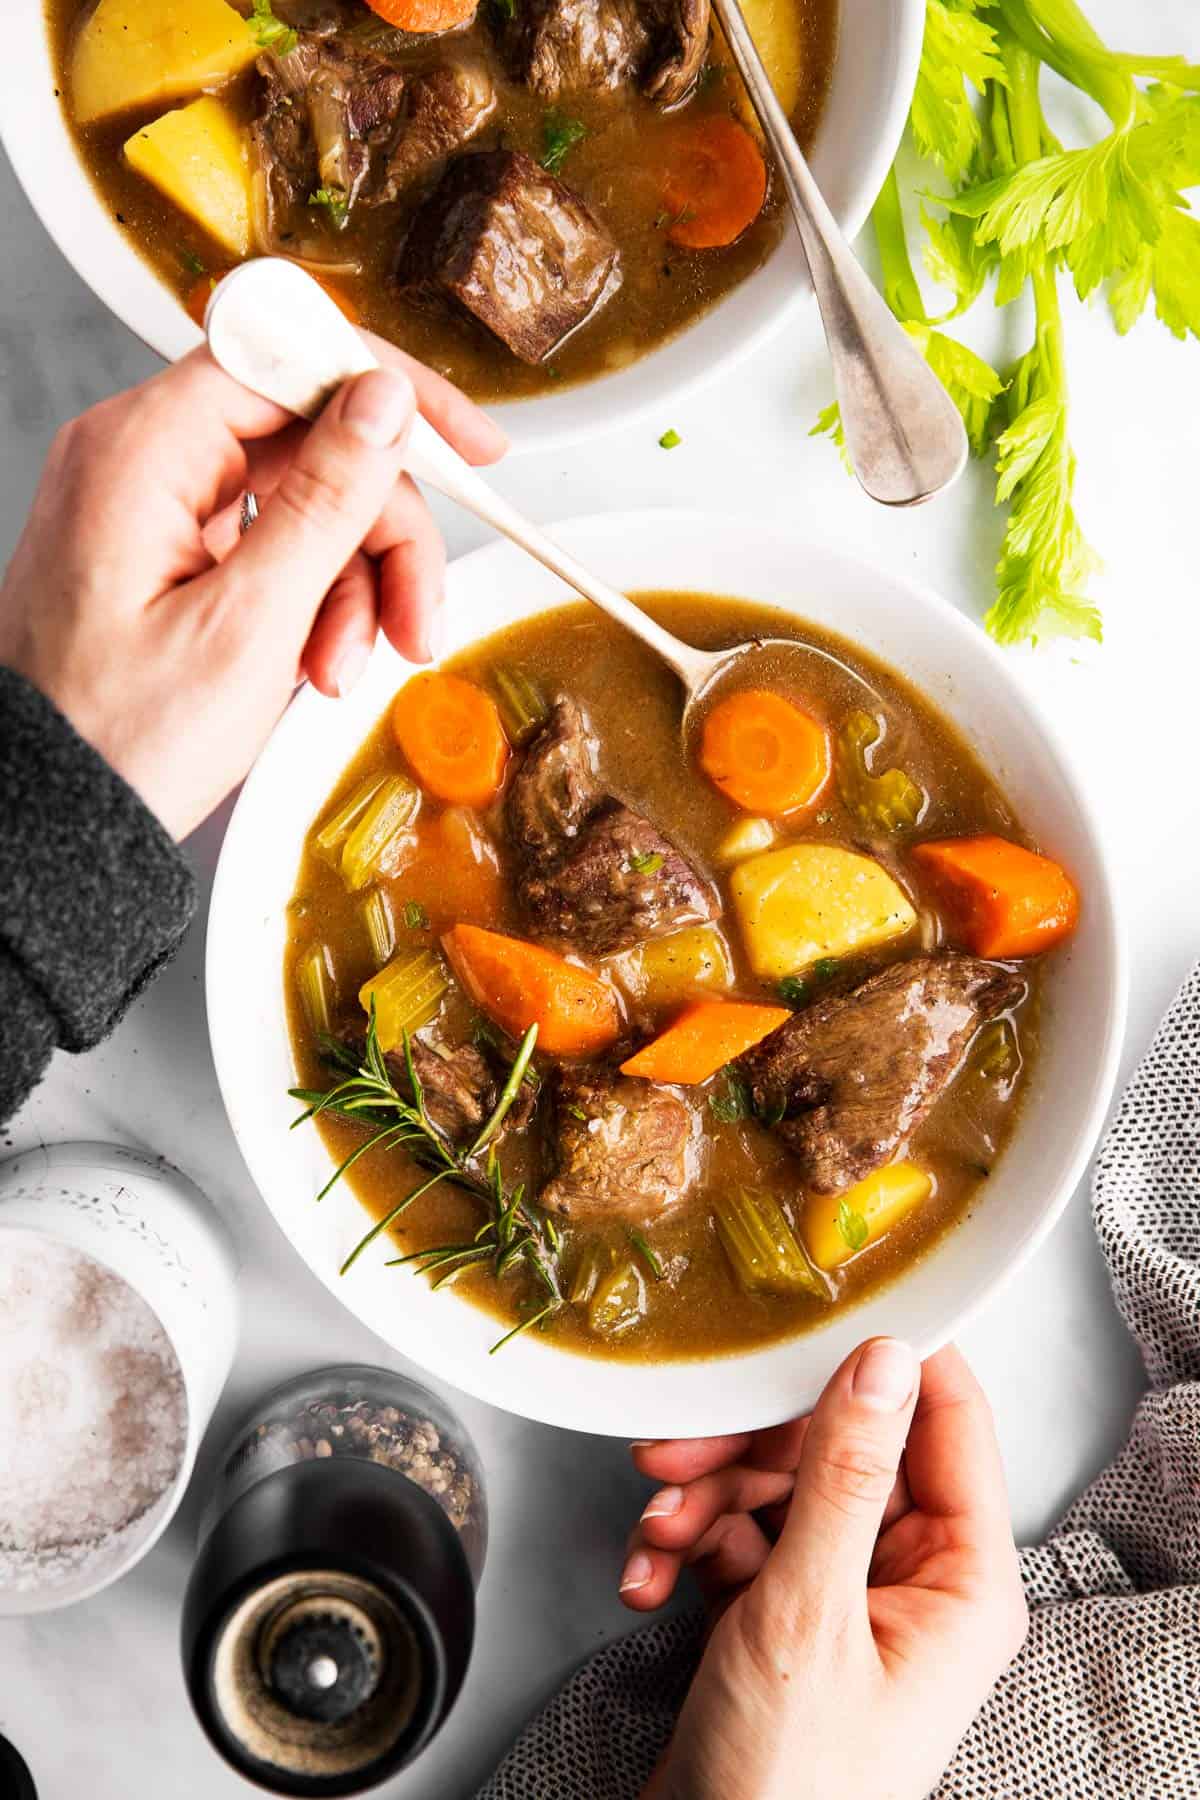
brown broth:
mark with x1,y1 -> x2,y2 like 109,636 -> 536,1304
46,0 -> 837,401
285,595 -> 1041,1363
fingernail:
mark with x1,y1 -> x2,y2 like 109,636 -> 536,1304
853,1338 -> 917,1412
335,641 -> 370,697
641,1486 -> 683,1522
630,1440 -> 657,1450
619,1551 -> 653,1593
342,368 -> 415,449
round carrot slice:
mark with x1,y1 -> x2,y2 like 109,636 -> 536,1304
363,0 -> 478,31
393,673 -> 510,808
662,116 -> 768,250
699,689 -> 830,817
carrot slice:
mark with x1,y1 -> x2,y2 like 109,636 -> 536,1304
620,999 -> 790,1085
443,924 -> 620,1058
698,690 -> 830,817
363,0 -> 477,31
185,268 -> 359,329
661,116 -> 768,250
912,835 -> 1079,960
393,673 -> 510,809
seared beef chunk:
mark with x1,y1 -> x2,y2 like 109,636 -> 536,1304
541,1067 -> 694,1220
507,699 -> 719,955
738,954 -> 1026,1194
524,801 -> 718,955
395,150 -> 621,364
498,0 -> 708,104
339,1030 -> 534,1144
253,34 -> 493,230
505,698 -> 600,873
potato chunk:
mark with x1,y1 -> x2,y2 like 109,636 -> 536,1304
804,1163 -> 934,1271
124,98 -> 253,258
731,844 -> 916,981
72,0 -> 259,126
611,924 -> 734,1007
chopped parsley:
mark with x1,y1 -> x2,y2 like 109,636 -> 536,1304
658,428 -> 682,450
308,186 -> 349,229
251,0 -> 299,56
778,975 -> 810,1008
836,1201 -> 869,1254
566,1103 -> 589,1122
403,900 -> 429,931
541,112 -> 587,176
779,959 -> 838,1006
708,1074 -> 751,1125
812,957 -> 840,982
178,247 -> 206,277
628,849 -> 664,876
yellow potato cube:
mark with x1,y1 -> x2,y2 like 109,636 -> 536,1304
714,815 -> 778,868
711,0 -> 809,129
730,844 -> 916,982
805,1163 -> 934,1271
611,925 -> 734,1007
124,98 -> 253,258
73,0 -> 259,126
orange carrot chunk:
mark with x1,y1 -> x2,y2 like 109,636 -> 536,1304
620,999 -> 791,1085
698,690 -> 831,817
912,835 -> 1079,960
443,924 -> 620,1058
662,116 -> 768,250
393,673 -> 510,809
363,0 -> 477,31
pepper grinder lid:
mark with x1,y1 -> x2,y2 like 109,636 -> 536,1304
182,1458 -> 475,1795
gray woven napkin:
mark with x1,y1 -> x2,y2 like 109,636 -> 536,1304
477,963 -> 1200,1800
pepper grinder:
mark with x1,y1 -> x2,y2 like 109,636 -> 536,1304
182,1365 -> 487,1796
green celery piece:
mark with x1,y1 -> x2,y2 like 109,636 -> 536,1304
713,1188 -> 829,1301
911,0 -> 1008,183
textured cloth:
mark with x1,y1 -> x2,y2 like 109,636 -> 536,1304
478,965 -> 1200,1800
0,667 -> 197,1124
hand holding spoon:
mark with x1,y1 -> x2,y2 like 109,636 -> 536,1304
206,259 -> 887,736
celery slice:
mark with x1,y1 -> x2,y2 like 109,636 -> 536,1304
837,711 -> 926,834
491,666 -> 548,745
587,1258 -> 647,1335
359,948 -> 449,1051
972,1018 -> 1020,1083
313,774 -> 386,862
569,1245 -> 609,1307
340,775 -> 420,891
361,889 -> 395,967
714,1187 -> 830,1300
297,944 -> 334,1037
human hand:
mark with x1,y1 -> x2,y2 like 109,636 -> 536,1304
622,1342 -> 1027,1800
0,338 -> 504,839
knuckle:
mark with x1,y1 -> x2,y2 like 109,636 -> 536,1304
811,1438 -> 898,1515
274,458 -> 354,535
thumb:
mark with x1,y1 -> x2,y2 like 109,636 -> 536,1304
774,1337 -> 919,1604
225,367 -> 415,639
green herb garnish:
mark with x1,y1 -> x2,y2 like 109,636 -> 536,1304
251,0 -> 299,56
291,1007 -> 560,1350
628,849 -> 664,875
493,0 -> 516,19
566,1103 -> 588,1121
836,1201 -> 869,1254
309,186 -> 349,229
403,900 -> 430,931
541,112 -> 587,175
658,428 -> 682,450
812,957 -> 840,982
778,975 -> 809,1007
628,1228 -> 665,1281
758,1094 -> 786,1129
708,1074 -> 751,1125
178,247 -> 206,276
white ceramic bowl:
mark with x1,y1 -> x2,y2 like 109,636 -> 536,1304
207,513 -> 1126,1438
2,1 -> 922,452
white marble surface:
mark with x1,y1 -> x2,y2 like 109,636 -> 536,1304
1,3 -> 1199,1788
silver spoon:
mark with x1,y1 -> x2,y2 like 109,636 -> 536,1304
710,0 -> 966,507
206,259 -> 888,733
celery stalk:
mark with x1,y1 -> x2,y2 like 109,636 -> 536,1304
341,775 -> 420,891
837,711 -> 926,834
361,889 -> 395,967
587,1259 -> 647,1335
491,666 -> 548,746
714,1188 -> 830,1300
313,774 -> 386,862
297,944 -> 334,1037
359,948 -> 449,1051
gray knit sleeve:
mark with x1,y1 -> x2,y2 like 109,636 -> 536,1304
0,666 -> 197,1124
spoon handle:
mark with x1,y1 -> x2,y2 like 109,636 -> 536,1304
204,260 -> 715,695
709,0 -> 967,508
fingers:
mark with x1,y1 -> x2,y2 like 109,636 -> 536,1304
903,1346 -> 1013,1539
619,1537 -> 684,1612
300,553 -> 379,697
222,367 -> 416,655
631,1435 -> 753,1485
370,475 -> 446,665
637,1466 -> 796,1554
362,331 -> 508,466
773,1338 -> 920,1604
690,1513 -> 773,1611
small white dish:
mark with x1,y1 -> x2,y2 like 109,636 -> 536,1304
206,512 -> 1126,1439
0,0 -> 923,453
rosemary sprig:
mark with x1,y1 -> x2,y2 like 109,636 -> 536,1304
290,1007 -> 561,1349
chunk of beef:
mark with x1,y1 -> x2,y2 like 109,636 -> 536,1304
506,699 -> 719,955
505,698 -> 600,873
523,801 -> 719,956
373,58 -> 497,202
541,1067 -> 695,1221
738,954 -> 1027,1194
395,150 -> 621,364
497,0 -> 708,103
338,1029 -> 535,1145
